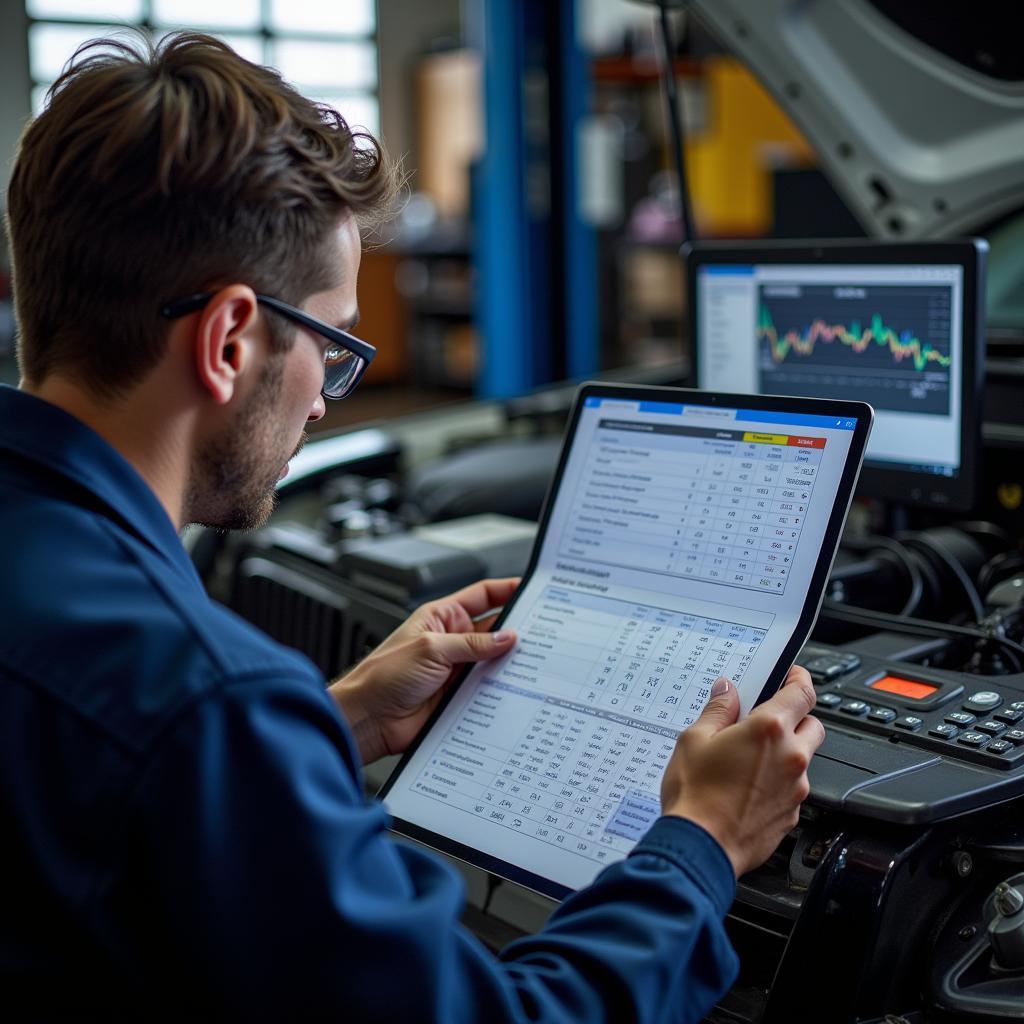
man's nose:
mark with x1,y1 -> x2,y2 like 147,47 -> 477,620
308,393 -> 326,422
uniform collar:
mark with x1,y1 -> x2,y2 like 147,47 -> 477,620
0,385 -> 201,586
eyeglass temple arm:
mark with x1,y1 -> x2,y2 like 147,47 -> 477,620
254,294 -> 377,364
161,293 -> 214,318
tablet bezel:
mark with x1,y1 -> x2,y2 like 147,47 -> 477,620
379,382 -> 872,901
683,238 -> 985,511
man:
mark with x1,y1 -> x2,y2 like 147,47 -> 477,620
0,32 -> 824,1021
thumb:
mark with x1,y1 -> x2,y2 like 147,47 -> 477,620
430,629 -> 517,667
694,677 -> 740,734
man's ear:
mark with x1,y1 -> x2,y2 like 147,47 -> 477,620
193,286 -> 260,405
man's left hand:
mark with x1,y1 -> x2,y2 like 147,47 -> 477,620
329,577 -> 520,764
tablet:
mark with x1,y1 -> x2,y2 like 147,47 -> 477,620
381,384 -> 872,899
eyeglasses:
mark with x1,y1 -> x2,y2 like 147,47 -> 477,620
160,291 -> 376,400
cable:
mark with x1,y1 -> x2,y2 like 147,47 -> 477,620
978,550 -> 1024,597
902,532 -> 986,622
975,607 -> 1024,674
954,519 -> 1013,552
835,533 -> 923,615
654,2 -> 696,243
849,535 -> 924,617
482,874 -> 501,915
820,601 -> 1024,669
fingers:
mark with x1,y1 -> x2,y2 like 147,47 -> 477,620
783,665 -> 813,692
794,712 -> 827,756
689,677 -> 740,735
754,666 -> 816,730
442,578 -> 521,620
423,628 -> 517,666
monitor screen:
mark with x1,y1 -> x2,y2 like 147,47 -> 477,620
687,240 -> 986,510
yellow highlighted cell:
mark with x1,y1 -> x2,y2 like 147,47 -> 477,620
742,431 -> 789,445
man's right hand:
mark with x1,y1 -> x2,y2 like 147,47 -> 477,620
660,666 -> 825,878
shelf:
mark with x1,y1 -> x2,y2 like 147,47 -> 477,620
592,55 -> 701,84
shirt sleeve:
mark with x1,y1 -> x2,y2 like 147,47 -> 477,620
105,673 -> 738,1023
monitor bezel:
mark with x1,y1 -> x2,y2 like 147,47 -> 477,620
684,238 -> 986,511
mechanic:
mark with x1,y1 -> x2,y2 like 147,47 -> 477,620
0,32 -> 824,1021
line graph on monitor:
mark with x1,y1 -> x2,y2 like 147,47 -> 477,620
757,283 -> 953,416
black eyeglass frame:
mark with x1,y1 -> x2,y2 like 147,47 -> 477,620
160,291 -> 376,400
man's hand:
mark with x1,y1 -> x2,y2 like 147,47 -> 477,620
329,578 -> 520,764
660,666 -> 825,878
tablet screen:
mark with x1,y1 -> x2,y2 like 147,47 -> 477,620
383,388 -> 868,895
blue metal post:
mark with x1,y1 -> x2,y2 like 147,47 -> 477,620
469,0 -> 596,398
558,0 -> 598,380
471,0 -> 534,398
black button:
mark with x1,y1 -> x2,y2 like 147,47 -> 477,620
957,732 -> 989,747
987,740 -> 1014,755
804,654 -> 860,683
894,715 -> 924,732
802,657 -> 836,679
945,711 -> 976,726
799,646 -> 829,662
964,691 -> 1002,712
868,707 -> 897,723
994,708 -> 1024,724
929,723 -> 959,740
1004,728 -> 1024,745
840,700 -> 870,717
816,693 -> 842,708
976,720 -> 1006,736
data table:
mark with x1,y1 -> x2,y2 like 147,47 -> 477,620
409,586 -> 769,865
560,420 -> 825,594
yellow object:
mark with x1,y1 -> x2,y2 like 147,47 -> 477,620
997,482 -> 1023,511
686,58 -> 815,236
743,432 -> 789,445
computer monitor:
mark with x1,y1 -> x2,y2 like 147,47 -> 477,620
686,239 -> 986,510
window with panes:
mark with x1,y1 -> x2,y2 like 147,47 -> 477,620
25,0 -> 379,136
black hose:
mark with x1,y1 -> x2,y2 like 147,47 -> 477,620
655,1 -> 696,243
903,532 -> 986,622
820,601 -> 1024,669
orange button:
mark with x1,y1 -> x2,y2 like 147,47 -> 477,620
869,675 -> 938,700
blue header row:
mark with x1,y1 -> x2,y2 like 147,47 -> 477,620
583,396 -> 857,430
701,265 -> 754,276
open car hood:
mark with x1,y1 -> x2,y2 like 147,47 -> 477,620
685,0 -> 1024,241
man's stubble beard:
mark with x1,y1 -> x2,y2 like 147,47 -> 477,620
184,353 -> 307,532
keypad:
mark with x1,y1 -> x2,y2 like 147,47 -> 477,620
945,711 -> 976,726
805,654 -> 1024,769
894,715 -> 924,732
976,720 -> 1006,737
867,707 -> 897,724
958,732 -> 989,747
840,700 -> 870,717
964,691 -> 1003,713
803,653 -> 861,684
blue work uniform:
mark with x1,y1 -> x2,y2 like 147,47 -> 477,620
0,385 -> 738,1021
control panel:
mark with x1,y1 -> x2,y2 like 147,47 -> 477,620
798,644 -> 1024,824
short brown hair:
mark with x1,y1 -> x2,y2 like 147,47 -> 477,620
5,30 -> 397,396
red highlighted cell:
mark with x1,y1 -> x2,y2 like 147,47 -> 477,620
788,435 -> 826,448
